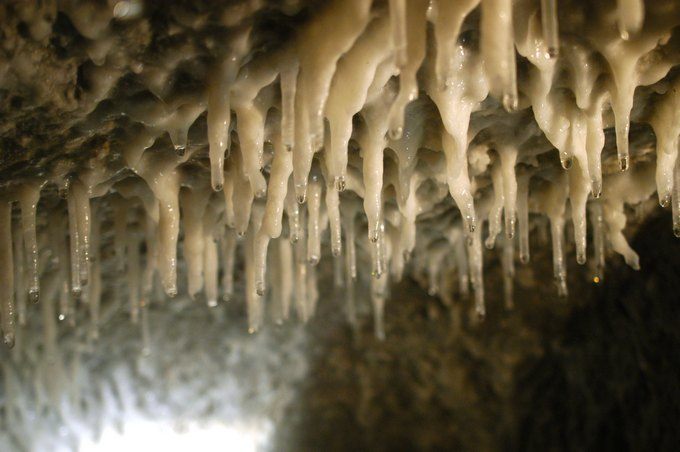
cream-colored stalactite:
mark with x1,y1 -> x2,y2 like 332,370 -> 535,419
540,0 -> 559,57
568,160 -> 591,265
515,10 -> 570,163
387,221 -> 405,281
481,0 -> 518,111
585,94 -> 607,198
650,78 -> 680,207
616,0 -> 645,41
389,100 -> 425,208
126,234 -> 141,323
234,97 -> 269,198
467,224 -> 485,317
324,176 -> 342,257
230,144 -> 255,235
18,183 -> 41,303
432,0 -> 480,87
72,179 -> 91,287
589,200 -> 606,281
180,187 -> 210,299
306,262 -> 319,318
535,174 -> 570,296
325,16 -> 392,191
370,271 -> 388,340
293,219 -> 309,322
292,0 -> 372,201
387,0 -> 428,139
486,159 -> 505,249
12,220 -> 26,328
88,204 -> 102,341
306,174 -> 323,265
601,163 -> 657,269
594,26 -> 668,172
141,212 -> 158,307
271,238 -> 294,322
442,130 -> 478,239
388,0 -> 407,68
499,145 -> 518,238
49,211 -> 70,322
254,135 -> 293,295
285,178 -> 302,243
0,200 -> 16,347
517,172 -> 531,263
502,233 -> 515,309
222,161 -> 236,228
261,134 -> 293,233
220,229 -> 236,302
361,86 -> 393,244
127,134 -> 187,297
207,59 -> 236,192
66,186 -> 82,296
245,203 -> 265,332
370,221 -> 386,279
203,204 -> 220,308
427,41 -> 487,238
280,61 -> 299,152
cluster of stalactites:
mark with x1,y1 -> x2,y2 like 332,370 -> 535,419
1,0 -> 679,345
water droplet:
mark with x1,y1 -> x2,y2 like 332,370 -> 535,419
4,334 -> 15,349
174,144 -> 186,157
256,281 -> 265,296
502,93 -> 518,112
674,226 -> 680,238
308,255 -> 319,266
389,126 -> 403,140
576,251 -> 586,265
29,289 -> 39,304
519,252 -> 530,264
619,155 -> 629,172
335,176 -> 346,192
561,156 -> 573,170
660,193 -> 671,208
296,194 -> 306,204
213,183 -> 223,192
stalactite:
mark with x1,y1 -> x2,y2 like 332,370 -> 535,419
0,200 -> 16,347
18,183 -> 41,303
0,0 -> 679,354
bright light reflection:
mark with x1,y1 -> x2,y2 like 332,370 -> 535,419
79,419 -> 271,452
